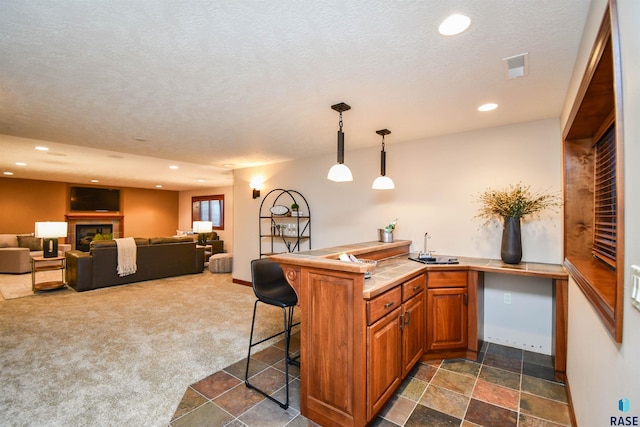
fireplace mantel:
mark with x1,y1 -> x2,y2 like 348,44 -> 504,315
66,213 -> 124,221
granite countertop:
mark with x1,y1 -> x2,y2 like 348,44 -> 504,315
270,240 -> 568,300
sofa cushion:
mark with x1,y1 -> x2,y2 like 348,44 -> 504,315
91,240 -> 117,249
0,234 -> 18,248
149,236 -> 192,244
17,235 -> 42,251
133,238 -> 150,246
89,237 -> 150,252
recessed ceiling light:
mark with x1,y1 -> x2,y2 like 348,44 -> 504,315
35,146 -> 49,151
3,171 -> 14,176
439,14 -> 471,36
90,179 -> 99,183
15,162 -> 27,166
169,165 -> 179,170
478,103 -> 498,112
197,179 -> 205,183
155,185 -> 163,188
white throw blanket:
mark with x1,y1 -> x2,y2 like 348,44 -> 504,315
115,237 -> 137,277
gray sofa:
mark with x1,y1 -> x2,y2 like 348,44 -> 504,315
0,234 -> 71,274
65,237 -> 205,292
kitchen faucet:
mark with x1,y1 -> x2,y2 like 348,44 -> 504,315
419,232 -> 436,261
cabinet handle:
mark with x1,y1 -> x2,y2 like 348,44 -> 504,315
384,301 -> 395,309
399,313 -> 405,330
405,310 -> 410,325
463,293 -> 468,305
413,285 -> 420,291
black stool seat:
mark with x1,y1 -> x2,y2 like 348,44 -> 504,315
254,278 -> 297,307
245,258 -> 299,409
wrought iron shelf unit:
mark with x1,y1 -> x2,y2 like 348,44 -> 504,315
259,189 -> 311,258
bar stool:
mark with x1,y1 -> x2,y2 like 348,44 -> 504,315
245,258 -> 299,409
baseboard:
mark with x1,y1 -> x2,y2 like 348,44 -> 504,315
232,277 -> 251,287
565,376 -> 578,427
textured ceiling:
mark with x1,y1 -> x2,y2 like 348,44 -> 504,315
0,0 -> 591,190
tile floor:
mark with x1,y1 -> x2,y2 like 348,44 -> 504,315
170,336 -> 572,427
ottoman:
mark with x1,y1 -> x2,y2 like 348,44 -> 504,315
209,253 -> 232,273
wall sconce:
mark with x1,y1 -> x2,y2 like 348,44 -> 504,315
327,102 -> 353,182
372,129 -> 395,190
35,221 -> 68,258
249,177 -> 264,199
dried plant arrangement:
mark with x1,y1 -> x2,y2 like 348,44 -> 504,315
475,183 -> 561,227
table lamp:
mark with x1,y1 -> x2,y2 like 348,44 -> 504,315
35,221 -> 68,258
193,221 -> 213,246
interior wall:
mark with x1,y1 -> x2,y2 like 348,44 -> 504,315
121,187 -> 179,238
564,0 -> 640,424
0,177 -> 179,238
233,117 -> 562,352
0,177 -> 68,234
178,186 -> 234,253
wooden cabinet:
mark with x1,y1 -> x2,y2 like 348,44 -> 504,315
367,274 -> 425,419
401,275 -> 426,376
367,305 -> 402,417
426,271 -> 468,356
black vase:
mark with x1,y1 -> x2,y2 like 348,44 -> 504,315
501,217 -> 522,264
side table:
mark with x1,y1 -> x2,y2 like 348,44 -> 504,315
31,256 -> 66,292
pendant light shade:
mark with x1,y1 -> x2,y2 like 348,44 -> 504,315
372,129 -> 395,190
372,175 -> 395,190
327,102 -> 353,182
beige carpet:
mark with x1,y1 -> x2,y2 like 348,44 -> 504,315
0,270 -> 66,300
0,271 -> 291,426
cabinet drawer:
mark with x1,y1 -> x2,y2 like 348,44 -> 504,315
428,271 -> 467,288
367,287 -> 401,325
402,274 -> 426,301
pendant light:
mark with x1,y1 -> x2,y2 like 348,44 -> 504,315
372,129 -> 395,190
327,102 -> 353,182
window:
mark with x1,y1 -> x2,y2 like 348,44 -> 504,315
562,4 -> 624,343
192,195 -> 224,230
592,125 -> 617,269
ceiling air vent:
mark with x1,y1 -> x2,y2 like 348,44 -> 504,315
503,53 -> 529,79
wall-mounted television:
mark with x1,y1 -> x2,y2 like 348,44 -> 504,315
70,186 -> 120,212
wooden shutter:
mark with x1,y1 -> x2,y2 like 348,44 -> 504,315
592,124 -> 616,269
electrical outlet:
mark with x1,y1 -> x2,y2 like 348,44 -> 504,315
632,265 -> 640,312
504,293 -> 512,304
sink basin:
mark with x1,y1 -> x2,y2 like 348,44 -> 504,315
408,256 -> 459,265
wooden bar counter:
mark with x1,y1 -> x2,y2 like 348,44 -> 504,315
270,240 -> 568,427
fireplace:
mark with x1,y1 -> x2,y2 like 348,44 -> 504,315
76,224 -> 113,252
66,214 -> 123,251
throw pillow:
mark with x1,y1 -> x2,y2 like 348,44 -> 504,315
0,234 -> 18,248
17,235 -> 43,251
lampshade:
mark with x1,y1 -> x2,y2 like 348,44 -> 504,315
327,163 -> 353,182
328,102 -> 353,182
372,129 -> 395,190
34,222 -> 68,238
192,221 -> 213,233
372,175 -> 395,190
35,222 -> 67,258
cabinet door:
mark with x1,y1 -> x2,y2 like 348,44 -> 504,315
367,307 -> 402,420
402,291 -> 426,377
427,287 -> 468,351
